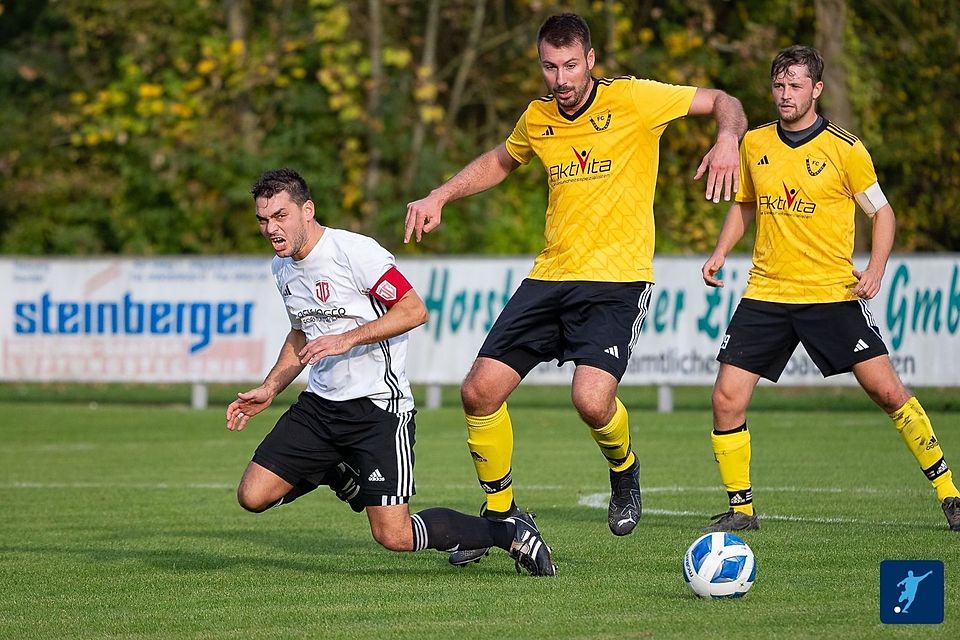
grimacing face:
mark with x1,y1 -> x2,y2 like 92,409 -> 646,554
255,190 -> 315,260
772,64 -> 823,127
539,40 -> 595,113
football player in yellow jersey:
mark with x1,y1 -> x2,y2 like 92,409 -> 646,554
701,45 -> 960,533
404,12 -> 748,566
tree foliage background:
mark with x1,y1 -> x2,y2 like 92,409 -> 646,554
1,0 -> 957,256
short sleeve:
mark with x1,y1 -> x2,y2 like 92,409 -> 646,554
629,78 -> 697,133
345,235 -> 396,293
734,139 -> 755,203
844,140 -> 879,197
271,257 -> 301,330
504,110 -> 534,165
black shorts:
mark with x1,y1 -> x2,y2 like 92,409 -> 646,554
478,278 -> 653,381
717,298 -> 889,382
252,392 -> 416,506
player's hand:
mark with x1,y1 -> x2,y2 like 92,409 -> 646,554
298,334 -> 353,365
702,253 -> 726,287
852,267 -> 883,299
694,133 -> 740,203
404,193 -> 443,243
226,386 -> 274,431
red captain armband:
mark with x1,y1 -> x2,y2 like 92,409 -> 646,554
370,267 -> 413,308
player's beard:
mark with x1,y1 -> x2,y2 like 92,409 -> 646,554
779,95 -> 815,125
555,78 -> 590,110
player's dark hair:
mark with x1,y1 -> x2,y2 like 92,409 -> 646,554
537,13 -> 591,53
251,168 -> 311,205
771,45 -> 824,84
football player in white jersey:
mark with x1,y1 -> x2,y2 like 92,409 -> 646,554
224,169 -> 556,575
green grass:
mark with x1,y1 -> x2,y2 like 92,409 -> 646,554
1,386 -> 959,639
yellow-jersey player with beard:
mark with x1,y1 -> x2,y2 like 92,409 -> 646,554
505,77 -> 696,283
405,12 -> 748,569
701,45 -> 960,535
736,118 -> 880,303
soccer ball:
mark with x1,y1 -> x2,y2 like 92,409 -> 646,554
682,532 -> 756,598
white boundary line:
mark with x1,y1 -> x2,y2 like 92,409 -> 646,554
4,482 -> 927,497
577,492 -> 932,526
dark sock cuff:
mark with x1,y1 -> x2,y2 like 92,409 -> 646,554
713,422 -> 747,436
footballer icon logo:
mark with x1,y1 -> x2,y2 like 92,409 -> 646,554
315,280 -> 331,302
375,280 -> 397,301
880,560 -> 944,624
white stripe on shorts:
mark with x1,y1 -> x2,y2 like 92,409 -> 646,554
857,299 -> 883,339
393,411 -> 414,498
629,284 -> 654,353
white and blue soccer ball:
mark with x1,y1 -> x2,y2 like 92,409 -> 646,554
682,532 -> 756,598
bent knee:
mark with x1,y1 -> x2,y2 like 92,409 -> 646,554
371,527 -> 413,552
572,395 -> 614,428
237,488 -> 274,513
461,378 -> 501,416
712,386 -> 745,414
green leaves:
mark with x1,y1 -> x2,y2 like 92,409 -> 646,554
1,1 -> 957,255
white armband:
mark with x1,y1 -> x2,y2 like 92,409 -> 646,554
854,182 -> 888,217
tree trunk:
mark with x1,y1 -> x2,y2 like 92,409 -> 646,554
402,0 -> 440,190
224,0 -> 255,153
816,0 -> 868,252
363,0 -> 383,225
438,0 -> 487,157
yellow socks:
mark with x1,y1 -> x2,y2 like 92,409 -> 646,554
890,396 -> 959,503
589,397 -> 635,472
465,403 -> 514,513
711,424 -> 754,516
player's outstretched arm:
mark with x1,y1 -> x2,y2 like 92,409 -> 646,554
688,88 -> 748,203
702,201 -> 755,288
853,203 -> 895,300
226,329 -> 307,431
404,143 -> 520,243
297,290 -> 428,365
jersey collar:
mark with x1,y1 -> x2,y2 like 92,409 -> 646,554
776,117 -> 829,148
556,77 -> 599,121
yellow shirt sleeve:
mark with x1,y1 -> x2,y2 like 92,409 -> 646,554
629,79 -> 697,133
504,110 -> 534,165
844,140 -> 879,197
735,138 -> 755,203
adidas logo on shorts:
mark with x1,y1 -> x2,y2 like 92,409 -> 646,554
368,469 -> 386,482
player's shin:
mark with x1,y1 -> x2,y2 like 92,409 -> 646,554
410,508 -> 513,552
890,397 -> 960,502
465,403 -> 515,514
589,397 -> 635,471
711,424 -> 754,515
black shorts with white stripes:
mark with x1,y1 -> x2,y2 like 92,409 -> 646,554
478,278 -> 653,381
717,298 -> 889,382
252,391 -> 416,507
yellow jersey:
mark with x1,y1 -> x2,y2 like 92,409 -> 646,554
505,76 -> 696,282
736,119 -> 879,303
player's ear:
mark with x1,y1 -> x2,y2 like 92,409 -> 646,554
302,199 -> 316,221
586,47 -> 595,71
812,81 -> 823,100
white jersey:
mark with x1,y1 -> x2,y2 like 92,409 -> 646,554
272,228 -> 414,413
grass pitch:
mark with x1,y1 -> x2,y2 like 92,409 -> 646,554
1,385 -> 958,639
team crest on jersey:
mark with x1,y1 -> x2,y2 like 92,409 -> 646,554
375,280 -> 397,301
315,280 -> 331,302
805,155 -> 828,176
589,110 -> 612,131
